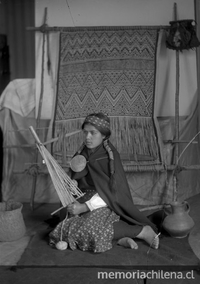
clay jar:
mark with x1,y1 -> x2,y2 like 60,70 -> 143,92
162,201 -> 195,238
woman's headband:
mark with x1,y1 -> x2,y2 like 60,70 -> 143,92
82,114 -> 110,132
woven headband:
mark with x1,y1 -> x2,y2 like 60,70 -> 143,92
83,115 -> 110,131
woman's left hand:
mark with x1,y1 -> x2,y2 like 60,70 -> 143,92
67,201 -> 89,215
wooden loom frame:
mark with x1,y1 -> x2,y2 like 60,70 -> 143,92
3,6 -> 199,211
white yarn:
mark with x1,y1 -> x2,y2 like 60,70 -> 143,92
56,212 -> 68,251
56,241 -> 68,250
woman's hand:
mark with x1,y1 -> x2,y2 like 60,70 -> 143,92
71,179 -> 78,187
67,201 -> 89,215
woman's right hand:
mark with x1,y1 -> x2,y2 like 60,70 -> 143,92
71,179 -> 78,187
67,201 -> 89,215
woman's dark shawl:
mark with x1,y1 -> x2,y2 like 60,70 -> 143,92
71,142 -> 156,230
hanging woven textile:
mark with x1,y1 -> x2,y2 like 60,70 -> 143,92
53,26 -> 164,172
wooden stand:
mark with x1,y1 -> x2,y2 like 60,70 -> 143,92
22,3 -> 200,210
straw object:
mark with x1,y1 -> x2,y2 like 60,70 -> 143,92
29,126 -> 84,209
0,201 -> 26,241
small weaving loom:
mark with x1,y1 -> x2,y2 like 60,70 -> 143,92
29,126 -> 84,214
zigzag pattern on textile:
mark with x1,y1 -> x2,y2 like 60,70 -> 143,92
60,29 -> 157,61
56,28 -> 158,120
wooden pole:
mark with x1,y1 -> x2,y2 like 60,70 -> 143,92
26,25 -> 169,33
173,2 -> 179,202
30,7 -> 48,210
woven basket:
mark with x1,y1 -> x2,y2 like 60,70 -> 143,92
0,201 -> 26,241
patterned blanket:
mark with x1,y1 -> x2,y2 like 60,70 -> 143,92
53,26 -> 164,171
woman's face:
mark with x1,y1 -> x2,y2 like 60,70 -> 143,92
83,124 -> 105,149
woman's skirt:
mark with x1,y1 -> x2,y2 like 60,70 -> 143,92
49,207 -> 120,253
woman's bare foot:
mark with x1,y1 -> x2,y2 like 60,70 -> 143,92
117,237 -> 138,249
136,226 -> 159,249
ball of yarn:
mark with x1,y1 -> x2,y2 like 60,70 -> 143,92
55,241 -> 68,250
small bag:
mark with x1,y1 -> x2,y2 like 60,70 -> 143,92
0,201 -> 26,241
166,19 -> 200,51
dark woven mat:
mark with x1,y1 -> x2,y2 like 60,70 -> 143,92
1,210 -> 200,284
15,209 -> 200,268
16,226 -> 199,267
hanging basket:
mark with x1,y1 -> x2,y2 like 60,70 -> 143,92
0,201 -> 26,242
166,19 -> 200,51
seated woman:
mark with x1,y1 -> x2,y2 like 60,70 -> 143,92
49,113 -> 160,253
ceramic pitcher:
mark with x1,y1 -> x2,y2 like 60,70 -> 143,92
162,201 -> 195,238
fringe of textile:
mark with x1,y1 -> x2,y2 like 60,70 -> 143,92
53,116 -> 163,171
53,118 -> 84,166
109,116 -> 159,158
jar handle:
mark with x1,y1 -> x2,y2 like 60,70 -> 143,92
184,201 -> 190,213
163,204 -> 171,215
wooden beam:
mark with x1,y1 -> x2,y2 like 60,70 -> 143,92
163,140 -> 198,144
26,25 -> 170,33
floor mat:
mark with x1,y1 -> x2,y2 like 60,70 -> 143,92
0,227 -> 198,284
16,225 -> 200,268
1,211 -> 200,284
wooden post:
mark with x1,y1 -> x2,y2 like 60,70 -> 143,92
173,2 -> 179,202
30,7 -> 48,210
